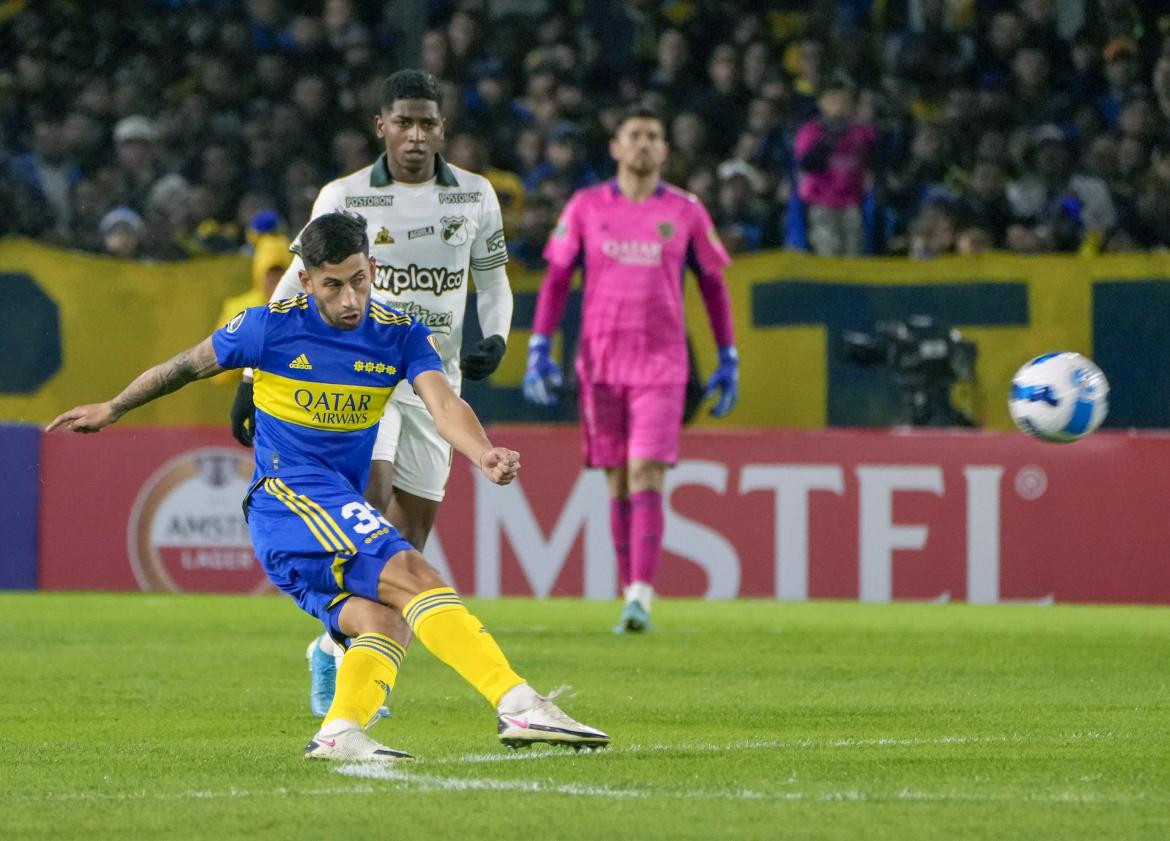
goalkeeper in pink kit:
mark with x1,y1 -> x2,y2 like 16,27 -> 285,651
524,105 -> 738,633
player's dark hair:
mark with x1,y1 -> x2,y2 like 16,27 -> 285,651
615,103 -> 664,133
294,211 -> 369,268
380,69 -> 442,110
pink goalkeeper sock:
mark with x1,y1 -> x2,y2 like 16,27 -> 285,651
629,491 -> 664,587
610,497 -> 632,589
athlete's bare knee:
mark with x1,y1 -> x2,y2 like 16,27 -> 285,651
377,549 -> 448,610
628,460 -> 666,493
338,596 -> 411,646
605,466 -> 629,499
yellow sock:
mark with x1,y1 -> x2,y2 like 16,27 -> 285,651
323,633 -> 405,729
403,587 -> 524,707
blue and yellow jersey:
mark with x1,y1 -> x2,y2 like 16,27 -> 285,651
212,294 -> 443,491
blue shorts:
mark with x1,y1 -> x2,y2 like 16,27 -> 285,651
247,470 -> 414,644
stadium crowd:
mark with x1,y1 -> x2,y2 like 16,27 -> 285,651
4,0 -> 1170,262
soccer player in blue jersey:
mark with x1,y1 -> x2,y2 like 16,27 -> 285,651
48,211 -> 608,761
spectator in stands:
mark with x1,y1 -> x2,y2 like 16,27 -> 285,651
419,29 -> 448,80
975,10 -> 1025,91
68,178 -> 115,253
649,29 -> 696,109
331,128 -> 372,179
886,0 -> 974,96
143,174 -> 198,261
742,40 -> 774,98
715,171 -> 768,254
956,160 -> 1015,247
508,192 -> 556,270
908,194 -> 958,259
955,225 -> 993,255
696,43 -> 747,157
6,0 -> 1170,261
887,122 -> 952,238
1128,171 -> 1170,248
523,121 -> 598,197
61,109 -> 105,174
1010,43 -> 1070,127
1099,37 -> 1141,128
794,78 -> 877,257
1008,124 -> 1117,249
7,109 -> 80,238
112,115 -> 163,214
198,138 -> 246,227
788,38 -> 827,119
663,111 -> 710,188
100,207 -> 145,259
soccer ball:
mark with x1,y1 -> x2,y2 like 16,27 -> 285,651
1008,352 -> 1109,442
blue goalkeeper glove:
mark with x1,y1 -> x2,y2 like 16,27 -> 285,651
704,346 -> 739,418
522,334 -> 563,406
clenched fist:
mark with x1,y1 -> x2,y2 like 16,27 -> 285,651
478,447 -> 520,485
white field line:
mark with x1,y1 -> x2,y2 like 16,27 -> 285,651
13,778 -> 1165,807
334,764 -> 1163,806
432,730 -> 1117,765
6,731 -> 1149,806
10,785 -> 382,803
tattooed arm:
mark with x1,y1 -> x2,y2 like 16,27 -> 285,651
47,337 -> 225,433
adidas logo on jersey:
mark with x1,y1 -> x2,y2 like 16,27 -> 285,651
289,354 -> 313,370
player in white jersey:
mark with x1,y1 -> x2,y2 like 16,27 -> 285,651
229,70 -> 513,717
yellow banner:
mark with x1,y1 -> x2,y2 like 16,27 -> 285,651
0,238 -> 250,426
5,238 -> 1170,429
678,251 -> 1169,429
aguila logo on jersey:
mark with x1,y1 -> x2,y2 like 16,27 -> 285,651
128,449 -> 270,595
374,227 -> 394,245
440,216 -> 469,246
376,263 -> 465,296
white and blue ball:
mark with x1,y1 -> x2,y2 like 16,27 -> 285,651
1009,352 -> 1109,442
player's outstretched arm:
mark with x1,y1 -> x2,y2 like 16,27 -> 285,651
47,337 -> 225,433
412,370 -> 519,485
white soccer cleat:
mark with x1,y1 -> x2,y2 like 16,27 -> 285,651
497,689 -> 610,751
304,727 -> 414,761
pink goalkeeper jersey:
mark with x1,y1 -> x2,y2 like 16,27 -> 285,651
535,180 -> 734,386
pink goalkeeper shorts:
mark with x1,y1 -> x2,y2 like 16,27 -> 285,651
578,381 -> 686,468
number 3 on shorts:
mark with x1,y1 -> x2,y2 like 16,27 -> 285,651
341,501 -> 392,535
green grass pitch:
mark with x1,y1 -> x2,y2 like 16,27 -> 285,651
2,593 -> 1168,840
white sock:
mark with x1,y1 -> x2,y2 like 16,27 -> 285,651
497,682 -> 541,715
318,634 -> 343,657
318,717 -> 359,737
622,585 -> 631,602
628,581 -> 654,609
